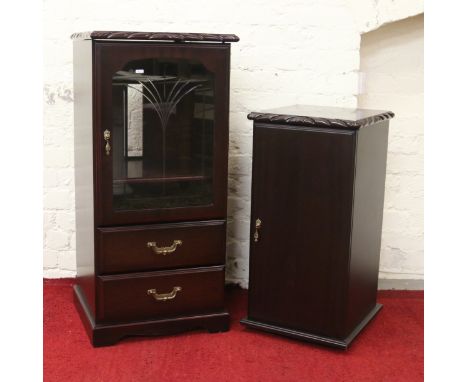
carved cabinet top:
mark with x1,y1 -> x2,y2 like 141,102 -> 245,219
248,105 -> 395,130
71,31 -> 239,43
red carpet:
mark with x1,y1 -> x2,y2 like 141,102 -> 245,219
44,279 -> 423,382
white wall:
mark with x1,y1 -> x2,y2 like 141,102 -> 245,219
359,14 -> 424,282
43,0 -> 424,286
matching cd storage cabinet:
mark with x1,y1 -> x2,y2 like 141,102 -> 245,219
240,106 -> 394,349
72,31 -> 239,346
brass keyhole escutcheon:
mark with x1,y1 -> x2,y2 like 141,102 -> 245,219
103,129 -> 111,155
254,218 -> 262,242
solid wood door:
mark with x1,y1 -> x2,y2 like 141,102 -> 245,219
248,124 -> 357,338
94,41 -> 230,226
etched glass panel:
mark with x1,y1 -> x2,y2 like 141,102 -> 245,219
111,58 -> 214,211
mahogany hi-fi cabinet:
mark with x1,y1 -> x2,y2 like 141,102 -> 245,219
72,31 -> 238,346
240,105 -> 394,349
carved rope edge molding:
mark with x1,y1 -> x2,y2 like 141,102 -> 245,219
70,31 -> 240,43
247,111 -> 395,130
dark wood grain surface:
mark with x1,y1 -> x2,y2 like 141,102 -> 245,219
242,106 -> 391,348
74,285 -> 229,347
96,266 -> 226,323
345,120 -> 389,334
72,35 -> 233,346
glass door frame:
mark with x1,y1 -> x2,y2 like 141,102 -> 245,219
93,41 -> 230,226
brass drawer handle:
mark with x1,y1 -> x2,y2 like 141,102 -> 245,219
254,218 -> 262,242
103,129 -> 111,155
147,240 -> 182,255
147,286 -> 182,301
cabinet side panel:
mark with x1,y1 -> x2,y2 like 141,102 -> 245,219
73,39 -> 96,316
346,121 -> 389,334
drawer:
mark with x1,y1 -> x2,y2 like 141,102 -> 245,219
97,266 -> 225,323
97,220 -> 226,274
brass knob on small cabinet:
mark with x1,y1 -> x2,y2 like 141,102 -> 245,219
254,218 -> 262,242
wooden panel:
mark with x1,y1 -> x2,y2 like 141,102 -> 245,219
96,266 -> 225,323
345,121 -> 389,335
73,38 -> 96,316
247,106 -> 394,129
74,284 -> 229,347
247,123 -> 356,338
97,220 -> 226,274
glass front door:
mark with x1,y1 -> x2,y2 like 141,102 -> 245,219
96,43 -> 229,225
111,58 -> 214,211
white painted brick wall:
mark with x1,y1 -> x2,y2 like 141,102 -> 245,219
359,14 -> 424,282
43,0 -> 424,287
